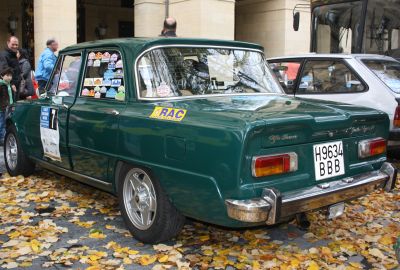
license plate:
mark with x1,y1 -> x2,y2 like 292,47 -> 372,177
313,141 -> 345,181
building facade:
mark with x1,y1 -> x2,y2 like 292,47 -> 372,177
0,0 -> 310,66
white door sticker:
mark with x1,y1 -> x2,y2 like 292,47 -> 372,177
40,107 -> 61,161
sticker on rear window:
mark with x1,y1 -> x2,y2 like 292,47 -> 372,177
149,106 -> 187,122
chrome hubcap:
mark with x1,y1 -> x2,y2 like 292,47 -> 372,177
123,168 -> 156,230
5,134 -> 18,171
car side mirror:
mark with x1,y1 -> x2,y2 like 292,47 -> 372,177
293,12 -> 300,31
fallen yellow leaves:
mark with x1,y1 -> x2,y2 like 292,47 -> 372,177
87,251 -> 108,262
369,248 -> 387,260
0,169 -> 399,269
199,235 -> 210,242
30,239 -> 41,253
139,255 -> 158,266
89,231 -> 107,239
307,261 -> 320,270
158,254 -> 169,263
75,220 -> 96,228
379,235 -> 395,246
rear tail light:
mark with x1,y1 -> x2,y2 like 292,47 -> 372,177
252,153 -> 298,178
394,104 -> 400,128
358,137 -> 386,158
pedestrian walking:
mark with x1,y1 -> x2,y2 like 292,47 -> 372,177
35,38 -> 58,94
17,49 -> 35,99
160,17 -> 177,37
0,68 -> 14,145
0,36 -> 21,97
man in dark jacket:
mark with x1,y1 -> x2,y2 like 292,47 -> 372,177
0,36 -> 21,98
161,17 -> 177,37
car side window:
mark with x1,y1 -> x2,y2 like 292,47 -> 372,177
269,61 -> 301,93
298,60 -> 366,94
81,50 -> 125,101
48,57 -> 64,94
56,54 -> 82,97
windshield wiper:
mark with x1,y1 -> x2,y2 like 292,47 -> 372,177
236,70 -> 261,87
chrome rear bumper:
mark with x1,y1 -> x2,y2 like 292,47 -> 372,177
225,162 -> 397,224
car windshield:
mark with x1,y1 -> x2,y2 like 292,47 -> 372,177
136,47 -> 282,99
362,59 -> 400,94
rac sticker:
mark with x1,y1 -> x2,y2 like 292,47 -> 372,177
149,106 -> 187,122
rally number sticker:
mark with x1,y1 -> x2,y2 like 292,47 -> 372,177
149,106 -> 187,122
40,107 -> 61,161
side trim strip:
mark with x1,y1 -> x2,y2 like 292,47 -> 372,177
32,158 -> 114,193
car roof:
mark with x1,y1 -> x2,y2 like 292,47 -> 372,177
60,37 -> 264,54
268,53 -> 398,61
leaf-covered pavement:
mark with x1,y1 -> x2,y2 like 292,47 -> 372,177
0,167 -> 399,270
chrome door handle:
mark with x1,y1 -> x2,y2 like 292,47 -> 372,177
100,108 -> 120,115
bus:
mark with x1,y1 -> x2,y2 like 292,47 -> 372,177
295,0 -> 400,58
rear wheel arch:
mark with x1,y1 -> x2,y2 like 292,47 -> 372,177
114,161 -> 155,193
116,161 -> 185,243
114,161 -> 175,202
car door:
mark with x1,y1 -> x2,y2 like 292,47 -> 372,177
68,48 -> 127,182
23,52 -> 83,170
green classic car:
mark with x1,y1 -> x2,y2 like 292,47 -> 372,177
4,38 -> 397,243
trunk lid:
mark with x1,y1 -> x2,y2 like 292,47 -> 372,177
163,95 -> 388,146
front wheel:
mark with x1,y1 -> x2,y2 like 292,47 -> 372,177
118,165 -> 185,243
4,125 -> 35,177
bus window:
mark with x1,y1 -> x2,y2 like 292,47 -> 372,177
364,0 -> 400,57
311,0 -> 400,58
312,1 -> 362,54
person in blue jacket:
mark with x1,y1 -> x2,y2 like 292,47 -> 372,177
35,38 -> 58,94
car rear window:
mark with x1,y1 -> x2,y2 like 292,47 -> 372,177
362,59 -> 400,94
136,47 -> 282,99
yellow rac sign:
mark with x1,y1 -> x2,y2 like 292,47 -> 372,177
149,106 -> 187,122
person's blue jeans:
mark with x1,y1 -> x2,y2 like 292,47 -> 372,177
0,111 -> 5,144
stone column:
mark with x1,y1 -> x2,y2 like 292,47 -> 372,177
169,0 -> 235,39
134,0 -> 235,40
236,0 -> 310,57
134,0 -> 166,37
34,0 -> 77,62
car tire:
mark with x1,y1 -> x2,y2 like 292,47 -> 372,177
118,165 -> 185,243
4,125 -> 35,177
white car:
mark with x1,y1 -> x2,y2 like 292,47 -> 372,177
268,54 -> 400,155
